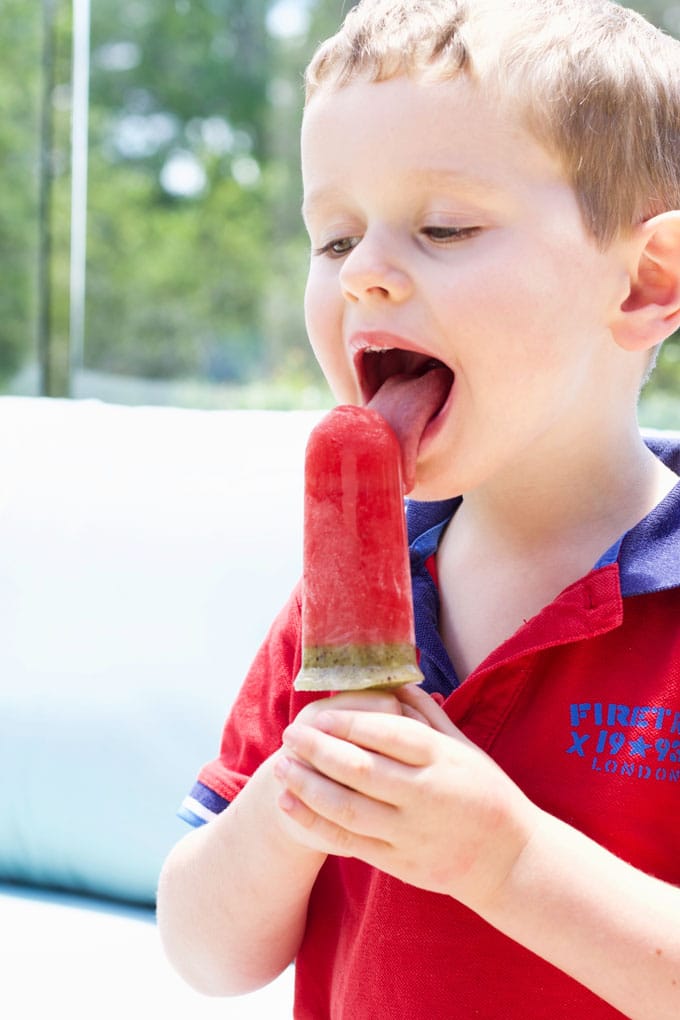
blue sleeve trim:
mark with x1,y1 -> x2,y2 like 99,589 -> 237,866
178,781 -> 230,828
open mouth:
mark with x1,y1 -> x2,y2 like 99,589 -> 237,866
358,346 -> 455,492
360,347 -> 454,411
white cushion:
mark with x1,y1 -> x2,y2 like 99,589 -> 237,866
0,885 -> 294,1018
0,397 -> 321,902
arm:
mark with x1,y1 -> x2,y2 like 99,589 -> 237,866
487,804 -> 680,1020
157,751 -> 325,997
156,688 -> 406,997
274,685 -> 680,1020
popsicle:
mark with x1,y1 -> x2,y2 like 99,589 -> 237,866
294,404 -> 423,691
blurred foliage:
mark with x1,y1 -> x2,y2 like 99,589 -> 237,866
1,0 -> 679,419
0,0 -> 42,384
80,0 -> 350,393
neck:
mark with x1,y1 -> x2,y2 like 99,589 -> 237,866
453,422 -> 677,560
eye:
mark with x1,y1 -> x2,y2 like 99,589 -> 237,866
422,225 -> 480,243
312,236 -> 361,258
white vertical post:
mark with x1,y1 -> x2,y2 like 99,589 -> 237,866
69,0 -> 91,390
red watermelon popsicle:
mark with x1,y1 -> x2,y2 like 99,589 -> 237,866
294,405 -> 424,691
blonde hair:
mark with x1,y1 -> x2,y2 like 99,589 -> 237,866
305,0 -> 680,247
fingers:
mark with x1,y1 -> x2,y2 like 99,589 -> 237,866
273,753 -> 397,848
296,709 -> 436,768
395,684 -> 462,737
294,688 -> 404,725
293,683 -> 462,742
277,689 -> 470,857
274,705 -> 439,855
281,716 -> 418,803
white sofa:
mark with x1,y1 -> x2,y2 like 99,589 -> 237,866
0,397 -> 324,1019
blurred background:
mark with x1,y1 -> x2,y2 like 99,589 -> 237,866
4,0 -> 680,421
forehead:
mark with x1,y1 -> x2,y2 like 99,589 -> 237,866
301,74 -> 565,214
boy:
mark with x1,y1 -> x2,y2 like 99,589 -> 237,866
157,1 -> 680,1017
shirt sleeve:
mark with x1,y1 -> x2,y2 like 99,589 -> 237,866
179,581 -> 318,827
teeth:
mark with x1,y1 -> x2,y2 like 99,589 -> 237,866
363,345 -> 394,354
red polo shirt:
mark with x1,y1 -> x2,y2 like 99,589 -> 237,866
181,436 -> 680,1019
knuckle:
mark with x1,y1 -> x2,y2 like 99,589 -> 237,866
287,762 -> 310,800
336,797 -> 358,831
331,821 -> 356,854
351,750 -> 376,784
295,698 -> 333,723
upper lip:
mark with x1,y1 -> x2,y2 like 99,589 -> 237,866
349,330 -> 432,359
349,330 -> 449,402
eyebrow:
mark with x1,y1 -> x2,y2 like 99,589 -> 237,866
301,168 -> 503,221
408,168 -> 501,192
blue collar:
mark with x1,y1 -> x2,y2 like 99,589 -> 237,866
616,435 -> 680,596
407,435 -> 680,695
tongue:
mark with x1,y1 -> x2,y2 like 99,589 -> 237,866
368,365 -> 452,492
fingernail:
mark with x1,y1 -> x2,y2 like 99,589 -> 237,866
274,756 -> 291,781
278,790 -> 296,813
314,710 -> 336,733
282,724 -> 299,749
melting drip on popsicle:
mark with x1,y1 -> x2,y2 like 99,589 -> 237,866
294,405 -> 424,691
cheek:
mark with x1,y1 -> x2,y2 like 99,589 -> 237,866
303,272 -> 330,355
304,274 -> 360,404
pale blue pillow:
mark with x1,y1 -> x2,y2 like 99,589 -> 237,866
0,399 -> 315,903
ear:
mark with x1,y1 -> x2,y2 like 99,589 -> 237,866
613,211 -> 680,351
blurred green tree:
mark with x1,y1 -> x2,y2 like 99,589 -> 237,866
2,0 -> 678,418
0,0 -> 42,386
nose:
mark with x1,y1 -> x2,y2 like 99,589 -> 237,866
339,233 -> 412,304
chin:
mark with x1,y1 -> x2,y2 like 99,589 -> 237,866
407,474 -> 462,503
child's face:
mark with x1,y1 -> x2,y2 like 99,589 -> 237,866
301,75 -> 634,500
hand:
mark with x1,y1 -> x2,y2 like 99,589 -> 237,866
270,687 -> 405,847
273,685 -> 538,913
